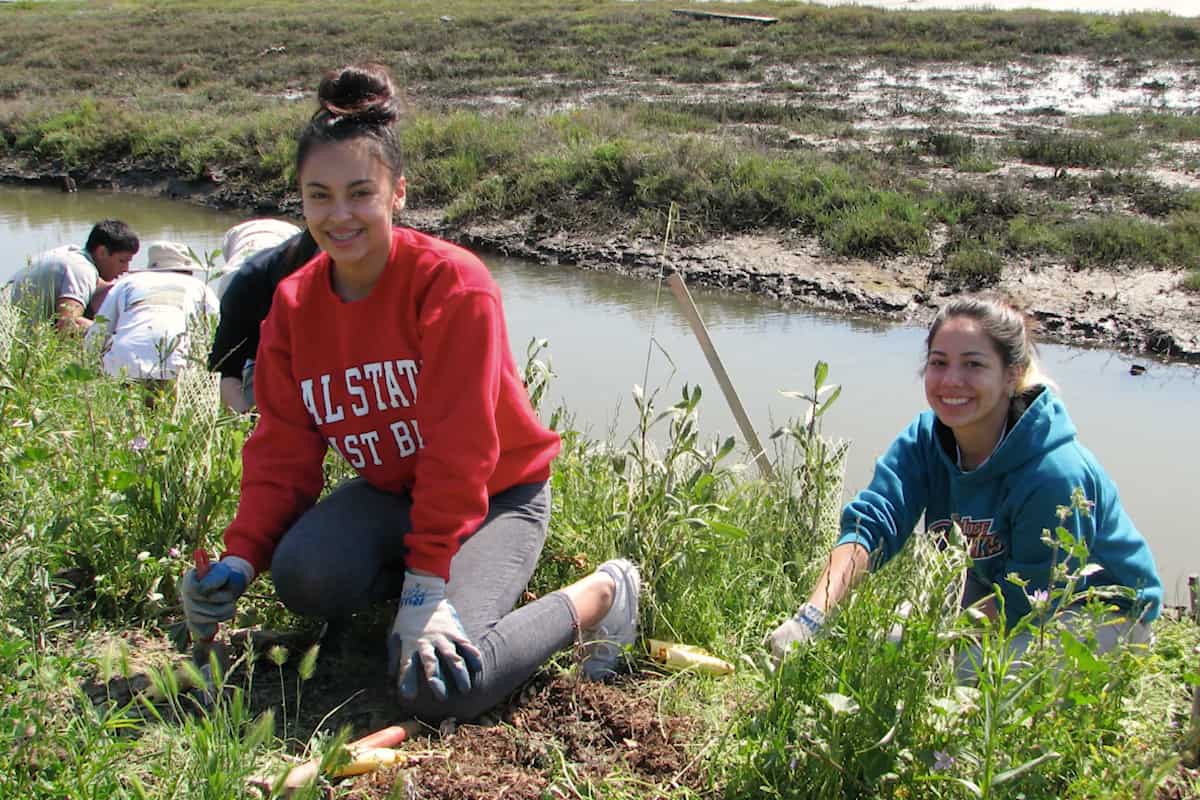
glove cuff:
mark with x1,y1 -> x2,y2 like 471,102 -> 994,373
400,571 -> 447,610
795,602 -> 826,631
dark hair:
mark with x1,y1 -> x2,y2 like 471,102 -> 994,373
926,294 -> 1052,392
296,63 -> 404,177
281,228 -> 320,272
85,219 -> 139,255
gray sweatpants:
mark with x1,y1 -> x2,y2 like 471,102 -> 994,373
270,479 -> 578,722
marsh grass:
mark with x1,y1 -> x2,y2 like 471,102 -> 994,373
1072,111 -> 1200,143
3,0 -> 1196,111
2,2 -> 1198,278
1018,132 -> 1144,170
1,305 -> 1197,798
1087,171 -> 1200,218
944,239 -> 1005,287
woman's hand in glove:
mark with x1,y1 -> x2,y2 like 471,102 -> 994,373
387,571 -> 483,702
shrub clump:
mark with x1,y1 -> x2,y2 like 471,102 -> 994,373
943,238 -> 1005,286
1019,132 -> 1143,169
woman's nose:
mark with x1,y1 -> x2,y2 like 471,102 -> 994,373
941,366 -> 966,386
329,197 -> 353,220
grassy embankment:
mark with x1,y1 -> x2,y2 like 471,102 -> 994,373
1,299 -> 1198,799
0,1 -> 1198,289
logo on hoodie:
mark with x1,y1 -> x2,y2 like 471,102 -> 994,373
929,514 -> 1006,560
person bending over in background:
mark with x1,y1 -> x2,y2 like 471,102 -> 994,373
768,294 -> 1161,678
212,218 -> 302,299
85,241 -> 217,382
208,226 -> 320,412
180,63 -> 641,722
9,219 -> 139,332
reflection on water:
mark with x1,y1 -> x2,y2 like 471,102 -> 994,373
3,185 -> 1198,604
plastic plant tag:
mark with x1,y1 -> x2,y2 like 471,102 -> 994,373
648,639 -> 734,675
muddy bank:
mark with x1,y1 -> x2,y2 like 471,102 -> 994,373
4,159 -> 1197,364
448,215 -> 1200,365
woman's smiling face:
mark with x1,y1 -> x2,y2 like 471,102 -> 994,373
299,137 -> 405,279
924,315 -> 1019,442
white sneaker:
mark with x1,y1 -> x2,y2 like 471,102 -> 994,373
579,558 -> 641,680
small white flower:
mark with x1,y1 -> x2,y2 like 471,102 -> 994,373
147,591 -> 164,603
136,551 -> 150,562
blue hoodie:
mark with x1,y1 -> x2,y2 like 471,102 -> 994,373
837,386 -> 1161,627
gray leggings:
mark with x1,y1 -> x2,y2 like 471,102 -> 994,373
270,479 -> 578,722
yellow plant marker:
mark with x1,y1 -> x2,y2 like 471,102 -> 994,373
333,747 -> 406,777
648,639 -> 734,675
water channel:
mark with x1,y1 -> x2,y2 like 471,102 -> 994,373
3,185 -> 1197,605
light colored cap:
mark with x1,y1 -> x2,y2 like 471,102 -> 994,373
145,241 -> 203,272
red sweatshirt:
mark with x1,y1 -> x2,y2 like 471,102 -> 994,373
222,228 -> 561,581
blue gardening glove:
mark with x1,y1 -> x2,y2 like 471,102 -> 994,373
179,556 -> 254,640
768,602 -> 826,664
387,572 -> 483,702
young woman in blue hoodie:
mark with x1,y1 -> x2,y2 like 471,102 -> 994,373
769,295 -> 1161,669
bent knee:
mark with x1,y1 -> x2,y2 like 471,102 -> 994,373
270,548 -> 345,618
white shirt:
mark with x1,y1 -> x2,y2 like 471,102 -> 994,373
86,270 -> 218,380
214,219 -> 300,299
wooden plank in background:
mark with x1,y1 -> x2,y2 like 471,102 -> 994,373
671,8 -> 779,24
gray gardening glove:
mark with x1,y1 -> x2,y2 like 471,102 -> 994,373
179,556 -> 254,640
387,572 -> 483,702
768,602 -> 826,664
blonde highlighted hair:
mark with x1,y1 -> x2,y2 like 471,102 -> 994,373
926,294 -> 1056,394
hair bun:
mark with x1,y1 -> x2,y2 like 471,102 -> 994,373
316,63 -> 400,125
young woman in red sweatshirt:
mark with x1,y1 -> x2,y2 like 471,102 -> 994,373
180,63 -> 640,721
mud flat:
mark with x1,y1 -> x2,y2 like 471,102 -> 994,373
2,3 -> 1197,362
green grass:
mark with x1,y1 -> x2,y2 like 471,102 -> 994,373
1,2 -> 1197,279
1072,111 -> 1200,143
2,306 -> 1198,799
1,1 -> 1197,110
1018,132 -> 1144,170
943,238 -> 1005,287
1087,171 -> 1200,218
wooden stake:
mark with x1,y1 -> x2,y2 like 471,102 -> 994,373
667,272 -> 776,481
1188,574 -> 1198,624
1190,644 -> 1200,768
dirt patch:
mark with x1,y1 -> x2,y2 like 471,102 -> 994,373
350,674 -> 709,800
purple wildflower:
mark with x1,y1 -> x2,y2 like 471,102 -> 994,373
168,547 -> 181,559
933,750 -> 956,771
128,435 -> 149,453
1031,589 -> 1050,604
